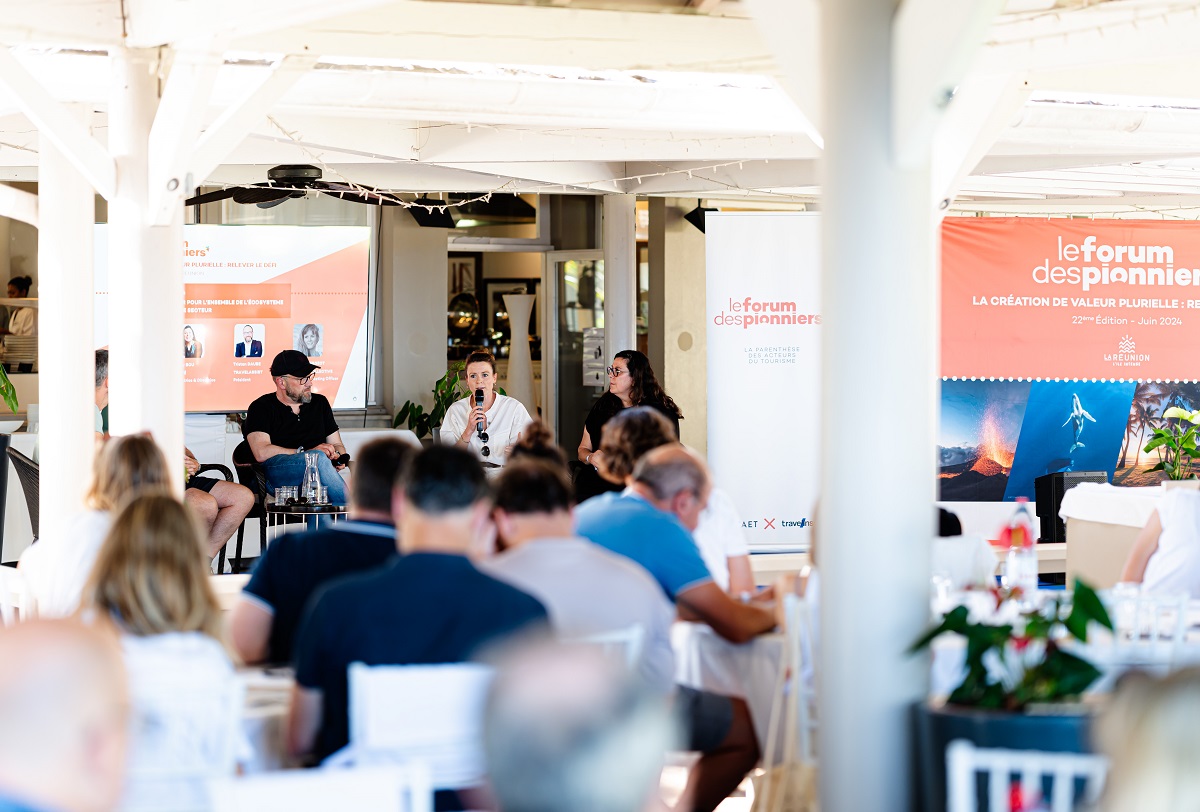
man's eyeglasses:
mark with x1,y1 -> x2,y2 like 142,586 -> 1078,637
606,366 -> 626,377
286,373 -> 316,385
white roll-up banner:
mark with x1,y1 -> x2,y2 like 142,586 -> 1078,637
706,212 -> 821,550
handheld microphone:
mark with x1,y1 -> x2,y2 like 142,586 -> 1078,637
334,453 -> 351,467
475,388 -> 489,443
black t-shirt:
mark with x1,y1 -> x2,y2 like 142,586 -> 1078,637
243,392 -> 339,450
293,552 -> 549,761
242,520 -> 398,665
583,392 -> 682,446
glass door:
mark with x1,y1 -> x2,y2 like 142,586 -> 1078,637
542,250 -> 604,458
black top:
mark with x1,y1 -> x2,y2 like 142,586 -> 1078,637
242,520 -> 398,664
583,392 -> 681,446
293,552 -> 549,761
243,392 -> 339,450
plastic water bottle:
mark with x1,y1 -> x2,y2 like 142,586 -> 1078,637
302,451 -> 322,502
1003,497 -> 1038,598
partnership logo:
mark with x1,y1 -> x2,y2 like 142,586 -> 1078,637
1104,334 -> 1149,368
741,517 -> 813,530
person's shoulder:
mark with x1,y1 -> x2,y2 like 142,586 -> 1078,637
247,392 -> 278,412
574,492 -> 621,521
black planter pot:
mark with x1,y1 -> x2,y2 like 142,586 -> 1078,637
914,701 -> 1094,812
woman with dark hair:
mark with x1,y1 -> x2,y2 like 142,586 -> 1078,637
441,350 -> 533,467
296,323 -> 322,357
3,274 -> 35,336
575,349 -> 682,501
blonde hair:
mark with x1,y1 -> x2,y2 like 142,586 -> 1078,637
85,434 -> 172,511
1097,668 -> 1200,812
83,494 -> 224,642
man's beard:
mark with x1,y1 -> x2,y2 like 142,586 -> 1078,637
286,385 -> 312,405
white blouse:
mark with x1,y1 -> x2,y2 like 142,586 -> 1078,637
1143,489 -> 1200,598
441,393 -> 533,466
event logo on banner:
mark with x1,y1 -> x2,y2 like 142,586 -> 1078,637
706,213 -> 821,550
95,225 -> 371,412
942,218 -> 1200,380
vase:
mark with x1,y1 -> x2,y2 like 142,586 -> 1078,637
914,701 -> 1094,812
502,293 -> 537,416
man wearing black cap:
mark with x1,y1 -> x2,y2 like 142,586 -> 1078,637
244,349 -> 349,505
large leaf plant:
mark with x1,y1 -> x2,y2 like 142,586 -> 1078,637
910,578 -> 1113,711
0,366 -> 16,414
394,362 -> 466,440
1143,406 -> 1200,480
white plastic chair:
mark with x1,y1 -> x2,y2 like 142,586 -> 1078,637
755,593 -> 819,812
563,623 -> 646,671
120,673 -> 246,812
209,763 -> 433,812
327,662 -> 494,791
0,565 -> 31,625
946,739 -> 1108,812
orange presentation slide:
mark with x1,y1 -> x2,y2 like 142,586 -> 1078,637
96,225 -> 371,412
942,218 -> 1200,381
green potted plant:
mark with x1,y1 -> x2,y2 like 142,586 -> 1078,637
911,579 -> 1113,811
1143,406 -> 1200,480
393,362 -> 466,442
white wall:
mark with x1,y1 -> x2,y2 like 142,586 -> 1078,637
379,208 -> 450,417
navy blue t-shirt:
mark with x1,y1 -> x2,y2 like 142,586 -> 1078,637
242,520 -> 398,664
293,552 -> 549,761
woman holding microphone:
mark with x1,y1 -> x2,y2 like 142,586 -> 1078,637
442,350 -> 533,467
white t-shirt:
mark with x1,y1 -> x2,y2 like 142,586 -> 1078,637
119,631 -> 245,811
441,393 -> 533,466
481,537 -> 677,694
8,306 -> 35,336
18,509 -> 112,617
1143,489 -> 1200,597
691,488 -> 750,591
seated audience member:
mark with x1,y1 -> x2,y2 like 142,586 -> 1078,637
1120,489 -> 1200,597
243,350 -> 350,506
939,506 -> 963,537
0,620 -> 129,812
230,437 -> 415,665
598,407 -> 756,596
484,641 -> 677,812
20,435 -> 171,617
1096,668 -> 1200,812
82,493 -> 240,811
184,447 -> 255,561
575,444 -> 774,812
287,446 -> 549,766
95,348 -> 109,441
481,457 -> 676,693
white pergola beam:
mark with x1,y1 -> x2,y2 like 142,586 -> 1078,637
893,0 -> 1005,167
0,48 -> 113,199
124,0 -> 395,48
743,0 -> 823,147
188,54 -> 317,186
148,47 -> 224,225
932,72 -> 1030,210
0,183 -> 37,227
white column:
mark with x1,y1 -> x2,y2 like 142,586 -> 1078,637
37,124 -> 96,540
818,1 -> 934,810
602,194 -> 637,362
107,49 -> 185,479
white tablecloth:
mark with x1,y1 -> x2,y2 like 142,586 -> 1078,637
1058,482 -> 1161,528
671,622 -> 785,754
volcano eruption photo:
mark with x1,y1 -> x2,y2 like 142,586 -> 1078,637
939,380 -> 1030,501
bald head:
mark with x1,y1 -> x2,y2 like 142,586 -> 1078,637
485,642 -> 675,812
0,620 -> 128,812
630,445 -> 711,532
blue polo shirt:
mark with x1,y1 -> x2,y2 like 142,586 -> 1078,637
293,552 -> 548,762
573,492 -> 713,602
242,520 -> 398,665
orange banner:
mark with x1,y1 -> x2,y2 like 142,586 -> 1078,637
942,218 -> 1200,381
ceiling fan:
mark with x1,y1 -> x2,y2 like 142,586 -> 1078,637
184,164 -> 405,209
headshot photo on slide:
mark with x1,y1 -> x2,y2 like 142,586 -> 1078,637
183,324 -> 204,359
294,323 -> 323,358
235,323 -> 264,358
